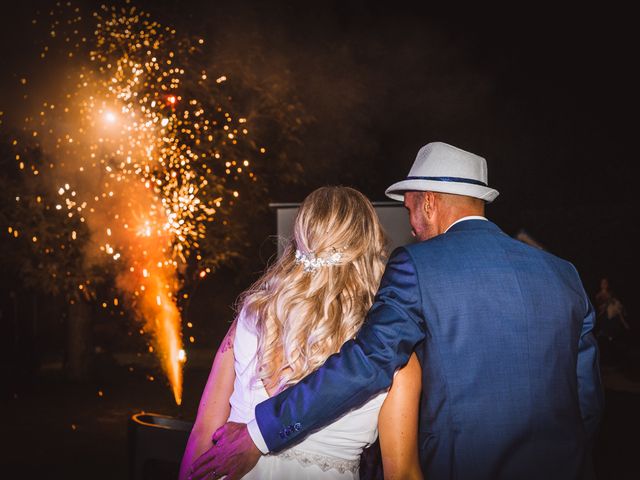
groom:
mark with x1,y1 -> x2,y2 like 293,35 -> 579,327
191,142 -> 604,479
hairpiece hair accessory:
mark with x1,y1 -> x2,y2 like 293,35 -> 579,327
295,249 -> 343,273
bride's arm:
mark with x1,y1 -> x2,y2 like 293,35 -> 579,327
178,320 -> 237,480
378,352 -> 423,480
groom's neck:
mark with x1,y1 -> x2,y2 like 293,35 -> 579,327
434,195 -> 485,235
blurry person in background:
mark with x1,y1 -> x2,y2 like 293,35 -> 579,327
595,277 -> 630,365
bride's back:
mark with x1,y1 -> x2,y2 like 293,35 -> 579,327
228,310 -> 387,478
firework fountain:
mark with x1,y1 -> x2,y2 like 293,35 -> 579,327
7,1 -> 270,405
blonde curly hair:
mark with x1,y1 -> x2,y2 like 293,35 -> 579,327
238,186 -> 388,393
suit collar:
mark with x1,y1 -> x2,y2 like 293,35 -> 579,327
445,216 -> 488,232
445,218 -> 502,234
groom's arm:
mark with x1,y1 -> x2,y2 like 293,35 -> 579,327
250,247 -> 427,453
576,287 -> 604,442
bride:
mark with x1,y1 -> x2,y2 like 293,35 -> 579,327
180,186 -> 422,479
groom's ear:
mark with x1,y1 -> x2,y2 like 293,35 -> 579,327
423,191 -> 435,219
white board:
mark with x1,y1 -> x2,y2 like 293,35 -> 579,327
270,202 -> 416,257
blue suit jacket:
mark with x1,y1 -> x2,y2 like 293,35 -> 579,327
255,220 -> 604,479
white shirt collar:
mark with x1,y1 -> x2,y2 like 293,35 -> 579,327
444,215 -> 488,233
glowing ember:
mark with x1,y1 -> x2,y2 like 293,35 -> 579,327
104,111 -> 117,124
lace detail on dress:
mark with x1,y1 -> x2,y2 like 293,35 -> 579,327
274,448 -> 360,474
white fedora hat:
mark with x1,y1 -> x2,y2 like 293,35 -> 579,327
385,142 -> 499,203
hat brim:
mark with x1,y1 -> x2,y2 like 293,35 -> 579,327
385,179 -> 499,203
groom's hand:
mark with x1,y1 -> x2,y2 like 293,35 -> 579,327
189,422 -> 261,480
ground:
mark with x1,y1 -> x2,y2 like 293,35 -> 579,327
1,348 -> 639,479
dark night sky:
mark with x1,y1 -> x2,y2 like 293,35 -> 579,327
1,1 -> 637,308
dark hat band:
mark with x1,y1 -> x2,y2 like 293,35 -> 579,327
405,176 -> 488,187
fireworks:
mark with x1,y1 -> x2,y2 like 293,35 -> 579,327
7,1 -> 268,405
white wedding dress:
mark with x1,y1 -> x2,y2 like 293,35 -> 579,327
228,311 -> 387,479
